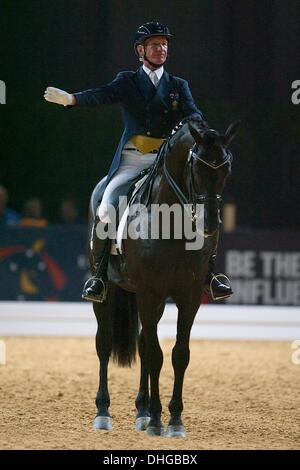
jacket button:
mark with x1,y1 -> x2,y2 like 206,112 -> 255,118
146,131 -> 151,136
164,110 -> 168,114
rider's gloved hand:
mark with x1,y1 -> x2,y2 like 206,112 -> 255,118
44,86 -> 75,106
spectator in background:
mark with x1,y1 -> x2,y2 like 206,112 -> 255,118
0,185 -> 20,226
57,197 -> 85,225
19,198 -> 48,228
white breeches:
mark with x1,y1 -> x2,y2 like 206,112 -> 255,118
97,148 -> 157,223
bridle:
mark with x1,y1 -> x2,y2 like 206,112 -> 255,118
163,140 -> 233,234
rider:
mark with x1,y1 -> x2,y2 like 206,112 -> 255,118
44,21 -> 233,303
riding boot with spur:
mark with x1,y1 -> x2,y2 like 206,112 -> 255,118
204,252 -> 233,301
82,222 -> 112,303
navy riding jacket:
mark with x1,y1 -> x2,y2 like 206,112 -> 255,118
73,67 -> 203,184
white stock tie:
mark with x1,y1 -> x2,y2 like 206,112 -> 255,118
149,71 -> 159,88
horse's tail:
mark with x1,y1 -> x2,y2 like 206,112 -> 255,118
109,284 -> 139,367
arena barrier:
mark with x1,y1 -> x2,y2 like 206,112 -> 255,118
0,302 -> 299,340
1,227 -> 300,305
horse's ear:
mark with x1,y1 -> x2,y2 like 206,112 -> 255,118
188,122 -> 203,144
224,120 -> 241,147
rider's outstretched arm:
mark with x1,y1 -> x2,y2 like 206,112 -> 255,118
44,72 -> 125,108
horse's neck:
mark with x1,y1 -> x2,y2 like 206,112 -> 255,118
153,132 -> 194,204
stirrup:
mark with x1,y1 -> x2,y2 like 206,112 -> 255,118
209,273 -> 233,301
82,277 -> 108,303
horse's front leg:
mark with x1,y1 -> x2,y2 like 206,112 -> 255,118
92,301 -> 112,430
136,292 -> 165,436
135,329 -> 150,431
166,295 -> 200,438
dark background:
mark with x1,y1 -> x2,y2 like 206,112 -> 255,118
1,0 -> 300,228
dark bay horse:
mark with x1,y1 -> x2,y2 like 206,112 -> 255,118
90,118 -> 239,437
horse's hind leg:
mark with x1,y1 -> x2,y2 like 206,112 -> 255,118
92,301 -> 113,430
166,297 -> 200,438
135,329 -> 150,431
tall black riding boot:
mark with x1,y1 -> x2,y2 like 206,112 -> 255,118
82,222 -> 112,303
205,252 -> 233,301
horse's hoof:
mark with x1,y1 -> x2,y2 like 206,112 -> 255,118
146,426 -> 165,436
165,424 -> 186,438
136,416 -> 151,431
93,416 -> 112,430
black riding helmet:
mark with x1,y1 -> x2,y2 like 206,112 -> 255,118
134,21 -> 172,55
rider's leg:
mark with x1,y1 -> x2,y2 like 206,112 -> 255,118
82,217 -> 111,302
82,171 -> 133,303
82,152 -> 157,303
205,234 -> 233,301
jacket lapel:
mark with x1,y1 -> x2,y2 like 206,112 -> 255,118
134,67 -> 156,102
153,70 -> 172,108
132,68 -> 174,108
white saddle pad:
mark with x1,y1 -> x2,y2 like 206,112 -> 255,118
110,173 -> 149,255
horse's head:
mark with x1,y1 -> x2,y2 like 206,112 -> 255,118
187,120 -> 240,236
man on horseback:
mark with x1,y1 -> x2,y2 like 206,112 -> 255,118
44,21 -> 232,303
